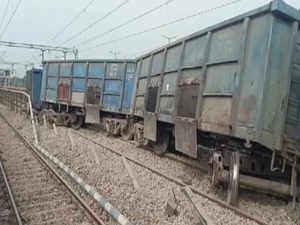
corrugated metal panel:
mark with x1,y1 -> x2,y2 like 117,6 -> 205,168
165,45 -> 181,72
106,63 -> 125,79
60,63 -> 72,76
103,95 -> 120,111
183,36 -> 206,67
141,57 -> 151,76
204,63 -> 237,94
122,63 -> 137,113
48,63 -> 59,76
46,89 -> 57,102
208,23 -> 242,63
72,78 -> 86,91
73,63 -> 87,77
47,77 -> 58,89
104,80 -> 122,93
88,63 -> 105,78
201,97 -> 233,135
151,51 -> 164,75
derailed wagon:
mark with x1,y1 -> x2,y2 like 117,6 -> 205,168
39,59 -> 136,129
131,0 -> 300,205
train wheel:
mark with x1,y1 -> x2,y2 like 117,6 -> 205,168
152,131 -> 169,156
227,151 -> 240,206
71,114 -> 83,130
47,109 -> 57,126
121,123 -> 134,140
210,152 -> 224,187
63,114 -> 72,127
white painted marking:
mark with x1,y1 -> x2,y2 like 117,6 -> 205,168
118,214 -> 129,225
104,203 -> 112,212
94,193 -> 102,201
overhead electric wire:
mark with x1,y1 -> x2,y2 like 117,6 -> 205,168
78,0 -> 176,46
0,0 -> 23,40
59,0 -> 130,46
0,0 -> 10,34
51,0 -> 97,41
80,0 -> 243,53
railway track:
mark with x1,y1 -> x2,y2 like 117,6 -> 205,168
0,114 -> 106,225
72,129 -> 267,225
0,100 -> 297,224
0,159 -> 21,225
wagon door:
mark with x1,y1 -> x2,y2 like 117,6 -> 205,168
175,36 -> 207,158
58,63 -> 72,104
85,63 -> 105,124
144,52 -> 163,142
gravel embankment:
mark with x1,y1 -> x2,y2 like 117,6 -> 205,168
0,104 -> 298,225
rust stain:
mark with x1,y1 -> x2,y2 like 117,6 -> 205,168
58,81 -> 70,101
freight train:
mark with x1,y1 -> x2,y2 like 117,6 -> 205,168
23,0 -> 300,206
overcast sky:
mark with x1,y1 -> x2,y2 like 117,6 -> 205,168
0,0 -> 299,77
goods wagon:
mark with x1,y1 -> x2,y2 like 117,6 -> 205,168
25,69 -> 43,109
130,0 -> 300,204
40,59 -> 136,129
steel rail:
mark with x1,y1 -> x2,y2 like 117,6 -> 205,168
0,88 -> 133,225
72,130 -> 268,225
0,113 -> 106,225
0,160 -> 23,225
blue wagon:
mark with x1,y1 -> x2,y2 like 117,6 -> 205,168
40,59 -> 136,129
25,68 -> 43,109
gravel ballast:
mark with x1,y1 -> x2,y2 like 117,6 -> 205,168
0,104 -> 298,225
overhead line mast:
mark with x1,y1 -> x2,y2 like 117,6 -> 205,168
0,41 -> 79,61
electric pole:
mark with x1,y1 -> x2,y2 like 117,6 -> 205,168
109,50 -> 120,59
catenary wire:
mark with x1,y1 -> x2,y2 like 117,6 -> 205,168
51,0 -> 97,41
0,0 -> 23,40
0,0 -> 10,34
59,0 -> 130,46
78,0 -> 177,46
80,0 -> 244,53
